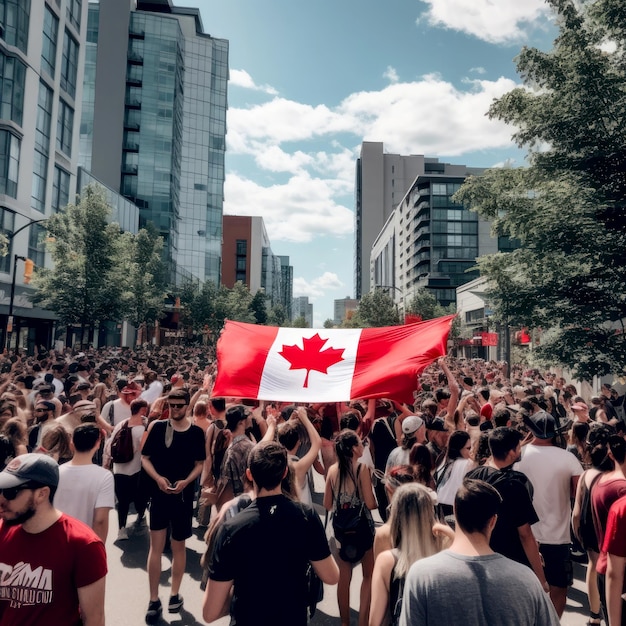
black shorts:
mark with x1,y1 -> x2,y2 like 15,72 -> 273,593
149,489 -> 194,541
539,543 -> 573,588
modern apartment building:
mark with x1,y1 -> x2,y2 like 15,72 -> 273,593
0,0 -> 90,349
222,215 -> 289,309
370,157 -> 498,308
79,0 -> 228,286
292,296 -> 313,327
354,141 -> 424,298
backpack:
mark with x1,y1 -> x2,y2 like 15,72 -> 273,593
110,420 -> 136,464
305,562 -> 324,619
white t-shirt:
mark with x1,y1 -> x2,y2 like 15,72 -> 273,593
515,443 -> 583,544
55,464 -> 115,528
101,398 -> 131,427
436,458 -> 472,506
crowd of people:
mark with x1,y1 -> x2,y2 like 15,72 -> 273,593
1,344 -> 626,624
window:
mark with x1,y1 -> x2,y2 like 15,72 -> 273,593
66,0 -> 82,32
432,183 -> 447,196
28,224 -> 46,268
35,82 -> 53,154
41,6 -> 58,77
60,30 -> 79,98
31,150 -> 47,212
0,0 -> 30,53
52,166 -> 70,212
56,99 -> 74,156
0,52 -> 26,125
0,131 -> 20,198
236,239 -> 247,255
0,208 -> 14,273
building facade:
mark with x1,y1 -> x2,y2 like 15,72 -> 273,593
370,157 -> 505,309
292,296 -> 313,328
334,296 -> 358,325
354,141 -> 424,299
278,255 -> 293,320
222,215 -> 289,309
79,0 -> 228,286
0,0 -> 92,351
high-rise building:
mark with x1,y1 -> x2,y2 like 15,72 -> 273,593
79,0 -> 228,286
222,215 -> 287,308
278,255 -> 293,320
334,297 -> 359,325
370,157 -> 514,308
292,296 -> 313,328
0,0 -> 90,350
355,142 -> 424,299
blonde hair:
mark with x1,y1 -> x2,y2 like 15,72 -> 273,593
389,483 -> 443,579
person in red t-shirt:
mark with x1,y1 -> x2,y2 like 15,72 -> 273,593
601,495 -> 626,625
0,453 -> 107,626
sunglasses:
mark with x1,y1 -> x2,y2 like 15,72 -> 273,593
169,403 -> 187,409
0,483 -> 40,501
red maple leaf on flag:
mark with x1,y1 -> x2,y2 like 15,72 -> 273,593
279,334 -> 345,388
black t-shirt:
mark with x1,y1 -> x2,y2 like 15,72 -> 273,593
369,416 -> 397,471
466,465 -> 539,567
142,420 -> 206,496
210,494 -> 331,626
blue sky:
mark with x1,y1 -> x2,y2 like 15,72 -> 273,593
177,0 -> 557,325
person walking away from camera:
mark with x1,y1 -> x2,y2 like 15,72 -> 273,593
515,410 -> 583,617
203,441 -> 339,625
399,478 -> 559,626
54,424 -> 114,543
324,429 -> 377,626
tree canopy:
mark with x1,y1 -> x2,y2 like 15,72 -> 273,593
456,0 -> 626,379
32,185 -> 167,343
348,289 -> 399,328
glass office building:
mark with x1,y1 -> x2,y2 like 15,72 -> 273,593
80,0 -> 228,286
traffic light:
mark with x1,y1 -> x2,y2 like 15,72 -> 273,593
23,258 -> 34,284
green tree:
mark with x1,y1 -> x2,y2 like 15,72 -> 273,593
250,290 -> 268,324
223,281 -> 256,324
292,315 -> 308,328
405,289 -> 454,320
323,318 -> 336,329
32,185 -> 125,345
455,0 -> 626,379
116,224 -> 167,337
352,289 -> 399,327
268,303 -> 288,326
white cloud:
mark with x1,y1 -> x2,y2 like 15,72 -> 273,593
418,0 -> 551,44
224,172 -> 353,243
229,69 -> 278,95
383,66 -> 399,83
470,66 -> 487,75
293,272 -> 345,299
228,75 -> 518,160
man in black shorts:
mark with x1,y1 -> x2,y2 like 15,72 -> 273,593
203,441 -> 339,626
141,390 -> 205,623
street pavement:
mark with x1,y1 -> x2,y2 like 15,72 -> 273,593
104,478 -> 593,625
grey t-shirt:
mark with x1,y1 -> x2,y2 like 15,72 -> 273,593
399,550 -> 559,626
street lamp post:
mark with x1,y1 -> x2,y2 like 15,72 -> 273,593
3,218 -> 48,352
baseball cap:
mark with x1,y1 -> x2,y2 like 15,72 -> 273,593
523,410 -> 566,440
401,415 -> 424,435
0,453 -> 59,489
426,417 -> 448,432
121,381 -> 141,395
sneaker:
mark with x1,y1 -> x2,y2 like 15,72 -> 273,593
168,594 -> 184,613
145,599 -> 162,624
117,527 -> 129,541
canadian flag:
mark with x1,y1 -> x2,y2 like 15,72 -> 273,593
212,315 -> 454,403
